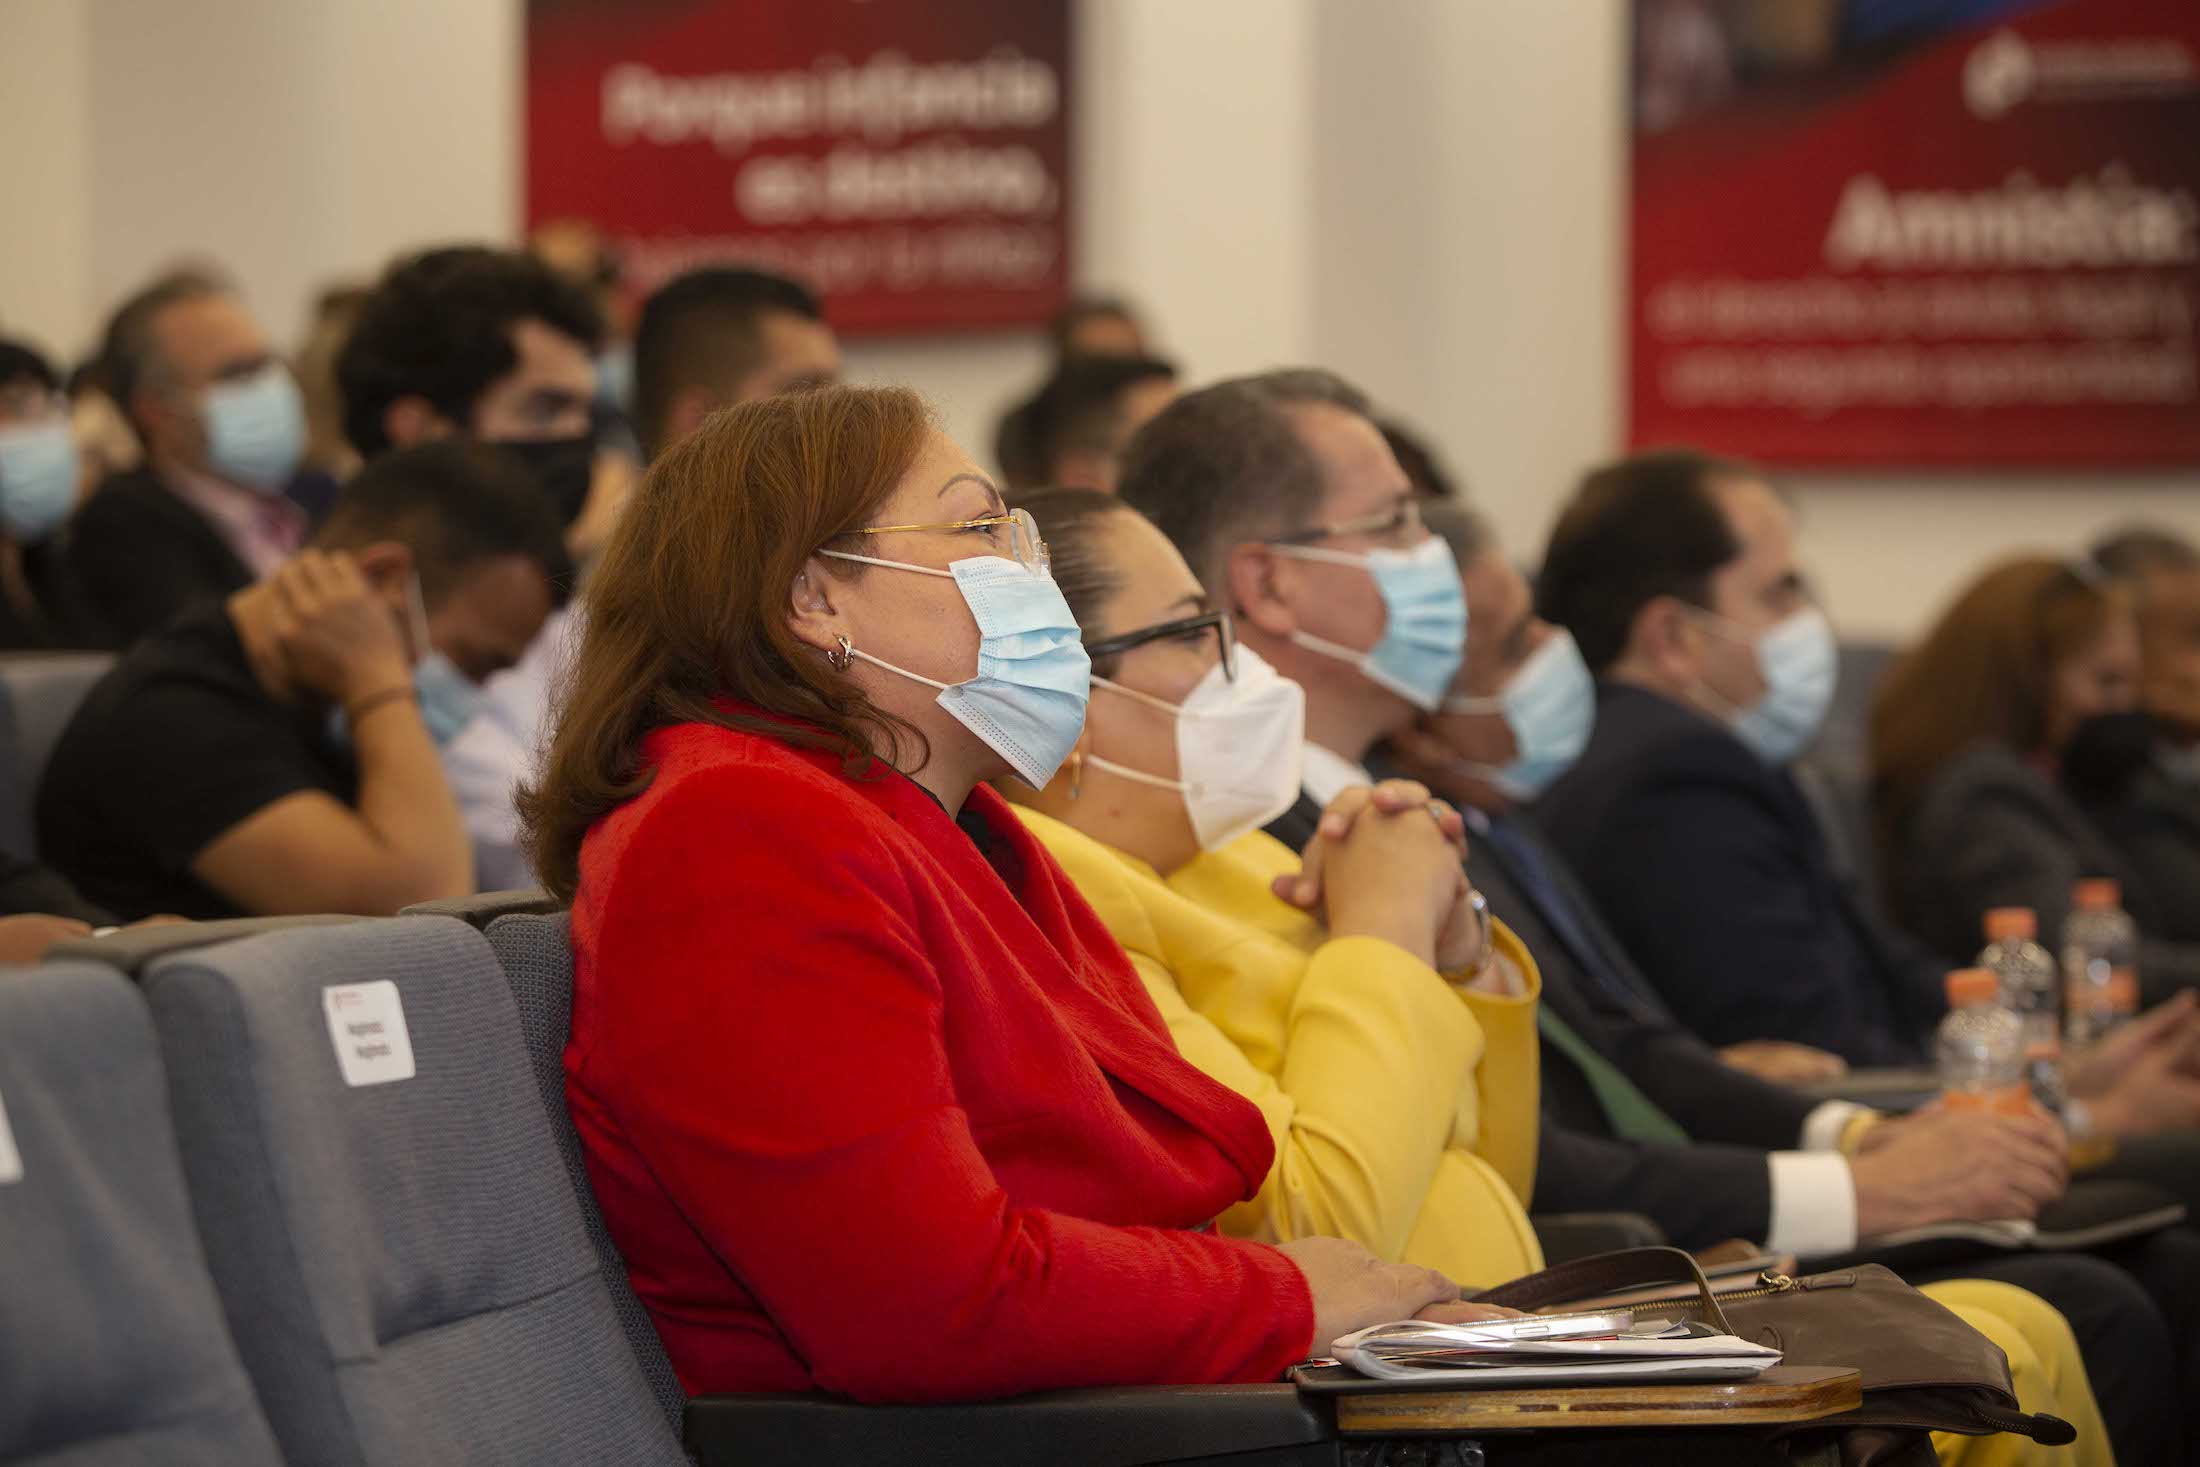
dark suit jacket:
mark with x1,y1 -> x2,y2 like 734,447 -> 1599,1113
1266,786 -> 1780,1250
2083,768 -> 2200,946
1532,682 -> 1938,1067
66,467 -> 253,648
1885,743 -> 2200,1003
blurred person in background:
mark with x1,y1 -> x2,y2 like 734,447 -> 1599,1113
1380,419 -> 1466,504
0,337 -> 107,648
1047,293 -> 1151,359
37,441 -> 568,922
441,262 -> 841,890
294,283 -> 370,483
2080,527 -> 2200,937
1871,555 -> 2200,993
67,268 -> 316,645
63,358 -> 140,489
338,245 -> 616,559
628,265 -> 839,463
994,354 -> 1177,493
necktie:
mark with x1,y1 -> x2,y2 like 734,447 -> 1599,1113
1537,1006 -> 1690,1144
1480,814 -> 1666,1022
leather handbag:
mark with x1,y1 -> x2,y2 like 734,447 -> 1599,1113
1470,1247 -> 2077,1466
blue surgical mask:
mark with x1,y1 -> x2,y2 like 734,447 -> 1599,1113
1440,629 -> 1595,799
819,549 -> 1092,788
1696,606 -> 1838,765
0,418 -> 81,541
327,574 -> 486,750
1272,535 -> 1467,710
203,365 -> 307,493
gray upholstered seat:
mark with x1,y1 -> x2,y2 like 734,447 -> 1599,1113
139,916 -> 689,1467
0,652 -> 116,860
0,960 -> 283,1466
483,909 -> 688,1433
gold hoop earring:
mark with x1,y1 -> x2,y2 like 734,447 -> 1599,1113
1067,751 -> 1083,801
828,635 -> 854,673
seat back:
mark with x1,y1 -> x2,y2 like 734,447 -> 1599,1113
403,887 -> 564,928
140,916 -> 689,1467
0,961 -> 283,1466
0,652 -> 117,859
483,910 -> 688,1432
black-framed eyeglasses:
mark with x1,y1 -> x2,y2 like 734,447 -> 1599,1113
1084,609 -> 1237,681
1269,498 -> 1424,548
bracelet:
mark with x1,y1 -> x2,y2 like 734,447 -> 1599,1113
343,685 -> 418,728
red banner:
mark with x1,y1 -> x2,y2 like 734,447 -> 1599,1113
1629,0 -> 2200,467
525,0 -> 1070,336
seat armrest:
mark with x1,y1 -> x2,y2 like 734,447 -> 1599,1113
1790,1066 -> 1940,1112
684,1384 -> 1336,1467
1531,1212 -> 1668,1263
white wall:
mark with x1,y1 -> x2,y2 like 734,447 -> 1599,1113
0,0 -> 95,356
5,0 -> 2194,640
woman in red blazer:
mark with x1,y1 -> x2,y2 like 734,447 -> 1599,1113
519,385 -> 1498,1402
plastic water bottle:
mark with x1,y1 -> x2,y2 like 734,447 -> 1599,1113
2062,879 -> 2140,1048
1937,968 -> 2030,1116
1977,908 -> 2064,1111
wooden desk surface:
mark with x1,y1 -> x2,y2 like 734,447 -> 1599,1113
1333,1365 -> 1863,1434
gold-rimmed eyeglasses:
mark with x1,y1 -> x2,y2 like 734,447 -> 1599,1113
850,505 -> 1050,575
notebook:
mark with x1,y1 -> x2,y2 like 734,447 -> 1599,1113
1321,1316 -> 1783,1389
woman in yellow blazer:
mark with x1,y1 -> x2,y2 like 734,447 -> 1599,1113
999,489 -> 2108,1466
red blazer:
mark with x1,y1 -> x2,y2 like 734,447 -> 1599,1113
567,716 -> 1314,1402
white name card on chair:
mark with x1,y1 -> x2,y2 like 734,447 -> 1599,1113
322,982 -> 417,1087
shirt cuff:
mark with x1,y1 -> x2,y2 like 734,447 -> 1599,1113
1799,1100 -> 1867,1153
1765,1152 -> 1858,1257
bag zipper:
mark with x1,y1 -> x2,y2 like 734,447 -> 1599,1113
1629,1270 -> 1857,1319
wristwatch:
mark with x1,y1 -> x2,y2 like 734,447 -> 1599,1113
1462,885 -> 1494,980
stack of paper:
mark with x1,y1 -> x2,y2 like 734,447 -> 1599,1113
1330,1318 -> 1783,1388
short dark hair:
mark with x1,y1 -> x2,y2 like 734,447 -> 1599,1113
1047,294 -> 1144,357
1116,367 -> 1370,591
2091,525 -> 2199,585
1010,486 -> 1139,671
337,246 -> 604,457
996,354 -> 1177,490
1381,418 -> 1460,501
316,439 -> 575,611
1536,449 -> 1754,673
631,266 -> 824,461
0,337 -> 59,395
96,267 -> 233,426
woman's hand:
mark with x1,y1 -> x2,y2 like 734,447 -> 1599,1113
1311,801 -> 1467,969
1275,1235 -> 1465,1356
1272,780 -> 1466,911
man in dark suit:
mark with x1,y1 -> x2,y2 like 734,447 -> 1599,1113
68,270 -> 318,646
1527,451 -> 1946,1065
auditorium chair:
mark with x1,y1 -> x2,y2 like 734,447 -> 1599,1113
0,959 -> 284,1465
134,917 -> 695,1466
0,651 -> 116,860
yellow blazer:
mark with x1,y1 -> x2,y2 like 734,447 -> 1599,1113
1018,808 -> 1544,1290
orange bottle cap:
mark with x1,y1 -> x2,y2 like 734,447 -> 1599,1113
1983,907 -> 2036,942
2073,878 -> 2122,911
1946,968 -> 2001,1006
